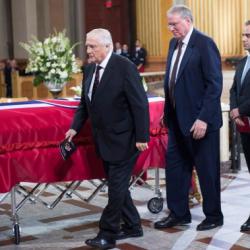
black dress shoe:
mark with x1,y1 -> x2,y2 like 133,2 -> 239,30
154,215 -> 191,229
240,217 -> 250,232
85,236 -> 116,249
116,227 -> 143,240
196,219 -> 223,231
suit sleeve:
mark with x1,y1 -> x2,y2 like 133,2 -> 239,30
229,74 -> 238,110
70,68 -> 89,133
198,38 -> 223,123
163,73 -> 170,127
239,96 -> 250,116
230,62 -> 250,116
124,62 -> 150,142
163,39 -> 176,127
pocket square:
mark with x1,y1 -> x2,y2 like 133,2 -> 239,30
59,139 -> 76,160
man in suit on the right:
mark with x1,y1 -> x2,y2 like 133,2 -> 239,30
154,4 -> 224,231
230,20 -> 250,232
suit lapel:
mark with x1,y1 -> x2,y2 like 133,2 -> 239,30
176,30 -> 196,83
176,46 -> 193,82
91,54 -> 115,102
165,40 -> 178,87
85,64 -> 95,103
240,57 -> 249,91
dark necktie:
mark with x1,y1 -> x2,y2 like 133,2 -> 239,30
91,65 -> 102,100
169,41 -> 183,107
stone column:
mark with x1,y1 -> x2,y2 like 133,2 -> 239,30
66,0 -> 85,59
0,0 -> 9,58
74,0 -> 85,59
36,0 -> 50,40
11,0 -> 38,58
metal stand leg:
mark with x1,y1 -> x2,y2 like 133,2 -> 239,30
11,186 -> 20,245
0,192 -> 10,203
84,180 -> 108,203
16,184 -> 47,211
231,121 -> 241,173
147,168 -> 163,213
129,170 -> 152,190
49,181 -> 78,209
154,168 -> 162,197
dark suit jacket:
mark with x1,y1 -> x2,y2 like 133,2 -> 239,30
230,57 -> 250,116
71,53 -> 149,162
164,29 -> 223,135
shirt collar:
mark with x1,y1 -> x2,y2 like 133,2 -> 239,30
182,26 -> 194,46
98,50 -> 112,69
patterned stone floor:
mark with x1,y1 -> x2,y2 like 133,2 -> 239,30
1,154 -> 250,250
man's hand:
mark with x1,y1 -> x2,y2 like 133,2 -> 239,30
230,108 -> 240,120
160,115 -> 166,127
230,108 -> 245,126
234,117 -> 245,126
137,64 -> 143,70
136,142 -> 149,151
65,129 -> 77,142
190,119 -> 207,140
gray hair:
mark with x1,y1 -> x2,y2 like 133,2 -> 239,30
245,20 -> 250,26
167,4 -> 193,23
87,28 -> 113,50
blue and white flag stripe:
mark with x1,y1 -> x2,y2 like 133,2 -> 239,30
0,96 -> 164,110
0,100 -> 78,110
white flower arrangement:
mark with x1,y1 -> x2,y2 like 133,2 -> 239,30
20,30 -> 81,86
70,86 -> 82,97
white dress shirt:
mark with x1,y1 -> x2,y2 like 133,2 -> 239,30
88,50 -> 112,100
169,26 -> 194,82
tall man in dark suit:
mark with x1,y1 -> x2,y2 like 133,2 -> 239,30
230,20 -> 250,232
154,5 -> 224,231
65,28 -> 149,249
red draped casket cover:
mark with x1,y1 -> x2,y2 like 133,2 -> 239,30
0,99 -> 167,193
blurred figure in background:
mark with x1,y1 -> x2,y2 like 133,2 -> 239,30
114,42 -> 122,55
121,44 -> 130,59
131,39 -> 147,72
0,60 -> 5,97
4,59 -> 18,97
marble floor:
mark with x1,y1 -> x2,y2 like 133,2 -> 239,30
0,154 -> 250,250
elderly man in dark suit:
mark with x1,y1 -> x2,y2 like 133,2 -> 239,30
230,20 -> 250,232
154,5 -> 224,231
65,28 -> 149,249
